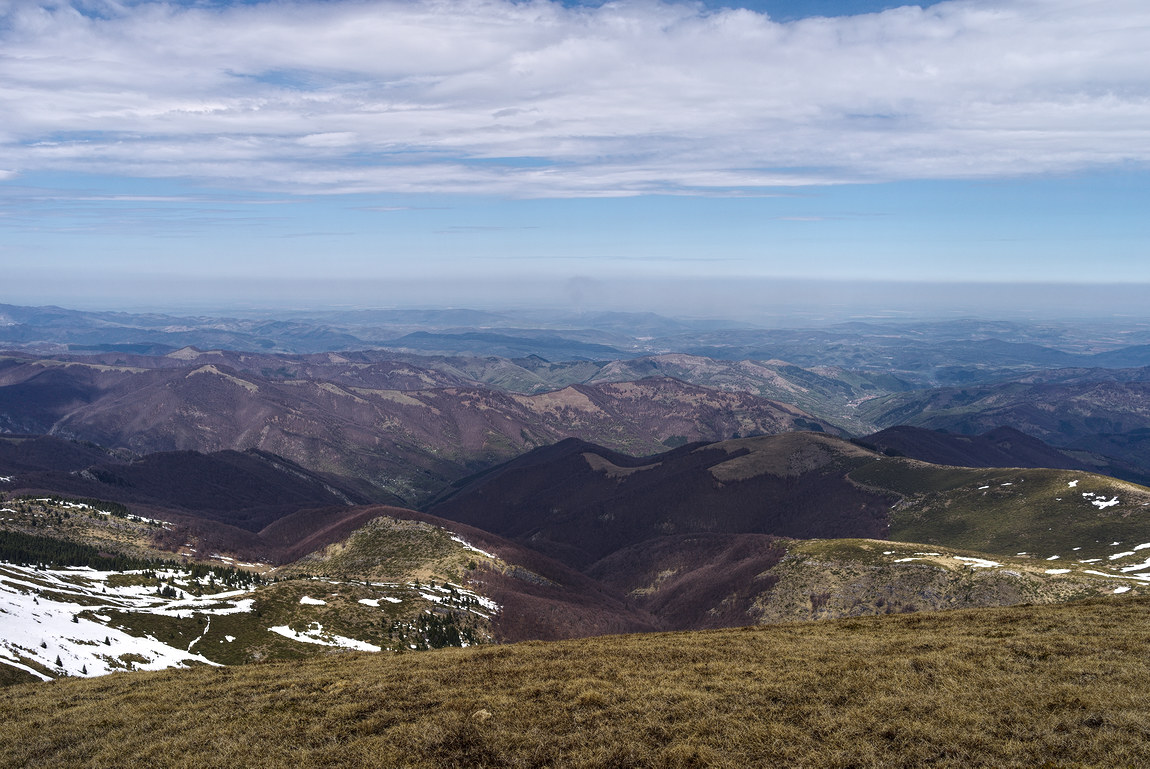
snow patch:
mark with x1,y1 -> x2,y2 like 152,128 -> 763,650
268,623 -> 380,652
1114,586 -> 1132,594
1084,570 -> 1150,582
410,581 -> 500,615
1045,569 -> 1072,575
299,596 -> 326,606
450,534 -> 496,560
28,498 -> 168,527
954,556 -> 1002,568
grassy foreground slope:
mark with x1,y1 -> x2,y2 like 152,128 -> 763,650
4,597 -> 1150,768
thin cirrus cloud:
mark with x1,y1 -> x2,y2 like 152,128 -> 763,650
0,0 -> 1148,199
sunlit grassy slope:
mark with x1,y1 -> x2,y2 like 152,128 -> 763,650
3,596 -> 1150,768
758,437 -> 1150,566
851,459 -> 1150,557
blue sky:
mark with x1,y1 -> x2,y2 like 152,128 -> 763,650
2,0 -> 1148,317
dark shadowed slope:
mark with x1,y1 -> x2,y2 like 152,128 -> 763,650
3,447 -> 381,532
861,425 -> 1085,470
860,425 -> 1150,485
427,432 -> 895,570
584,533 -> 787,630
0,434 -> 124,473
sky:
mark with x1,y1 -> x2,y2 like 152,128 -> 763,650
1,0 -> 1149,317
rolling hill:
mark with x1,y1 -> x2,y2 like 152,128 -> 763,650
8,430 -> 1150,687
427,432 -> 891,569
426,432 -> 1150,625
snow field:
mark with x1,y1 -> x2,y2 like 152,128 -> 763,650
0,565 -> 221,679
0,562 -> 263,680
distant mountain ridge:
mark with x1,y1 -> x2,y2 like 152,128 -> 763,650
0,352 -> 834,504
862,425 -> 1077,468
858,425 -> 1150,482
8,302 -> 1150,387
858,378 -> 1150,475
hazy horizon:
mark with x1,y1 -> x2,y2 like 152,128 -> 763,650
7,277 -> 1150,328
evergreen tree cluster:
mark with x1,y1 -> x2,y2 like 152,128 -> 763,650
0,530 -> 265,589
0,530 -> 165,571
186,562 -> 263,589
386,611 -> 482,650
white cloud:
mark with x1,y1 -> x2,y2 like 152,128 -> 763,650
0,0 -> 1148,197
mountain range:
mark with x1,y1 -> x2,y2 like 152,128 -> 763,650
0,349 -> 836,504
5,303 -> 1150,698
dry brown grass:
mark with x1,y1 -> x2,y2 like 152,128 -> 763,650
3,597 -> 1150,768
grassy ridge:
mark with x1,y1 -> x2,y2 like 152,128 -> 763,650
851,459 -> 1150,558
3,597 -> 1150,768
